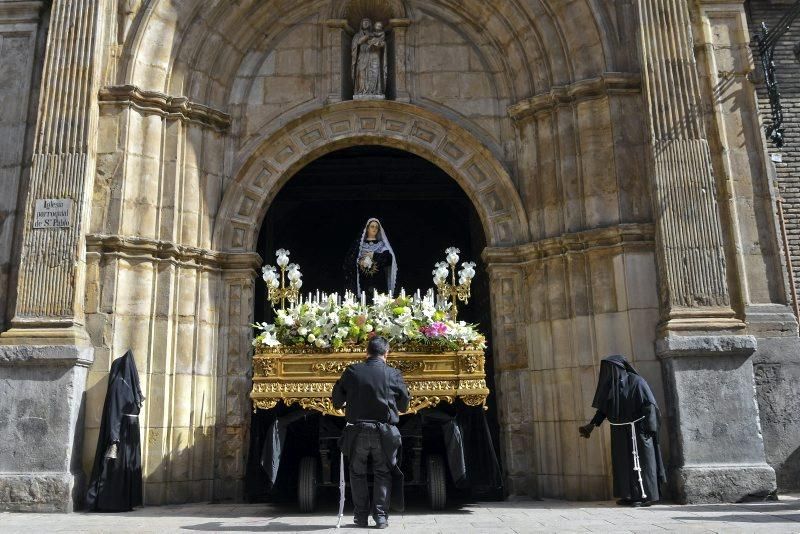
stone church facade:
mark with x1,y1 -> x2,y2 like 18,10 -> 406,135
0,0 -> 798,512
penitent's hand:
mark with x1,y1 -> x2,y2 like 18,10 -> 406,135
578,423 -> 594,439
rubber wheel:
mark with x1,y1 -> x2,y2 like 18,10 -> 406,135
426,454 -> 447,510
298,456 -> 318,512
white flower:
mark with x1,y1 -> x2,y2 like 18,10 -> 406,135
335,327 -> 350,339
276,310 -> 295,327
298,326 -> 309,336
364,324 -> 374,333
262,331 -> 281,347
307,333 -> 316,342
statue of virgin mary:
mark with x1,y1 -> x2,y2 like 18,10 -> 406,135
343,218 -> 397,298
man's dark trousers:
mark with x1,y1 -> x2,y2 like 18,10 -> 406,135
349,423 -> 391,523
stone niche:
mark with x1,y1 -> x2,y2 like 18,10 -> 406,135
330,0 -> 409,101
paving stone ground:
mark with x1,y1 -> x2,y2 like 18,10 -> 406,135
1,495 -> 799,533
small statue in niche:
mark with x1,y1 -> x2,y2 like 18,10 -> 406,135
351,18 -> 388,98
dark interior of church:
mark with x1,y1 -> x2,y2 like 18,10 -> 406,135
255,145 -> 490,327
248,145 -> 502,501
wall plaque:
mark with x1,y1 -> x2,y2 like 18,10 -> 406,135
33,198 -> 72,229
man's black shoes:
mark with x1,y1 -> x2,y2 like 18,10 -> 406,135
353,517 -> 369,528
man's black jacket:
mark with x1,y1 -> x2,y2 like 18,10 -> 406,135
332,356 -> 410,424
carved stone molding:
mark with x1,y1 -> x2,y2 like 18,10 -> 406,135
85,233 -> 261,272
98,85 -> 231,131
507,72 -> 642,121
483,222 -> 655,265
217,100 -> 530,251
0,1 -> 43,22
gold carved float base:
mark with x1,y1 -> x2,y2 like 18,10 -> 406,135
250,349 -> 490,417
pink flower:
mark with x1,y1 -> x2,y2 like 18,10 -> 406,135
420,322 -> 449,338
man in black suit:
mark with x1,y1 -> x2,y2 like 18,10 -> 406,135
332,336 -> 410,529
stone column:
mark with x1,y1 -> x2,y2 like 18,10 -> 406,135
0,0 -> 102,511
637,0 -> 775,502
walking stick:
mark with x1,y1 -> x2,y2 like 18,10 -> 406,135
609,416 -> 646,500
336,451 -> 345,528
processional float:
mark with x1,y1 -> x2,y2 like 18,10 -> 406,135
250,247 -> 490,417
249,247 -> 494,515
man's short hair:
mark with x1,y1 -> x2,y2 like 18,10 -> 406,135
367,336 -> 390,357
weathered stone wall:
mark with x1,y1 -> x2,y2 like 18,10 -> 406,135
84,99 -> 232,503
745,0 -> 800,491
489,234 -> 663,499
748,0 -> 800,301
0,1 -> 47,332
683,0 -> 800,495
410,11 -> 510,157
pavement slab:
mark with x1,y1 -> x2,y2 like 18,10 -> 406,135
0,495 -> 799,533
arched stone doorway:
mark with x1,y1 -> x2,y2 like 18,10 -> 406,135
212,100 -> 531,498
245,144 -> 500,499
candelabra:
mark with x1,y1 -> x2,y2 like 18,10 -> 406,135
262,249 -> 303,310
432,247 -> 476,320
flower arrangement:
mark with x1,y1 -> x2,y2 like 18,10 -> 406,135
252,290 -> 486,353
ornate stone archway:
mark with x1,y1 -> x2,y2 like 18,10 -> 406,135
211,100 -> 532,497
213,100 -> 530,252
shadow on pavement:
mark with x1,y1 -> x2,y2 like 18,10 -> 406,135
181,522 -> 333,532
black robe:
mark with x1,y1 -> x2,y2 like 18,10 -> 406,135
590,355 -> 666,502
343,238 -> 394,298
86,350 -> 144,511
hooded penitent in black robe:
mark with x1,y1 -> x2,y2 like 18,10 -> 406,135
589,355 -> 666,502
86,350 -> 144,511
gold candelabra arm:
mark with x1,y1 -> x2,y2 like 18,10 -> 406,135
267,264 -> 300,311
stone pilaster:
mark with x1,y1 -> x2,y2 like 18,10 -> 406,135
0,1 -> 45,332
325,19 -> 350,104
1,0 -> 103,345
638,0 -> 738,330
483,256 -> 532,496
388,18 -> 411,102
638,0 -> 776,502
214,260 -> 259,502
0,0 -> 103,512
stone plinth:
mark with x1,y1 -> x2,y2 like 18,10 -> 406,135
657,334 -> 776,503
0,345 -> 93,512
